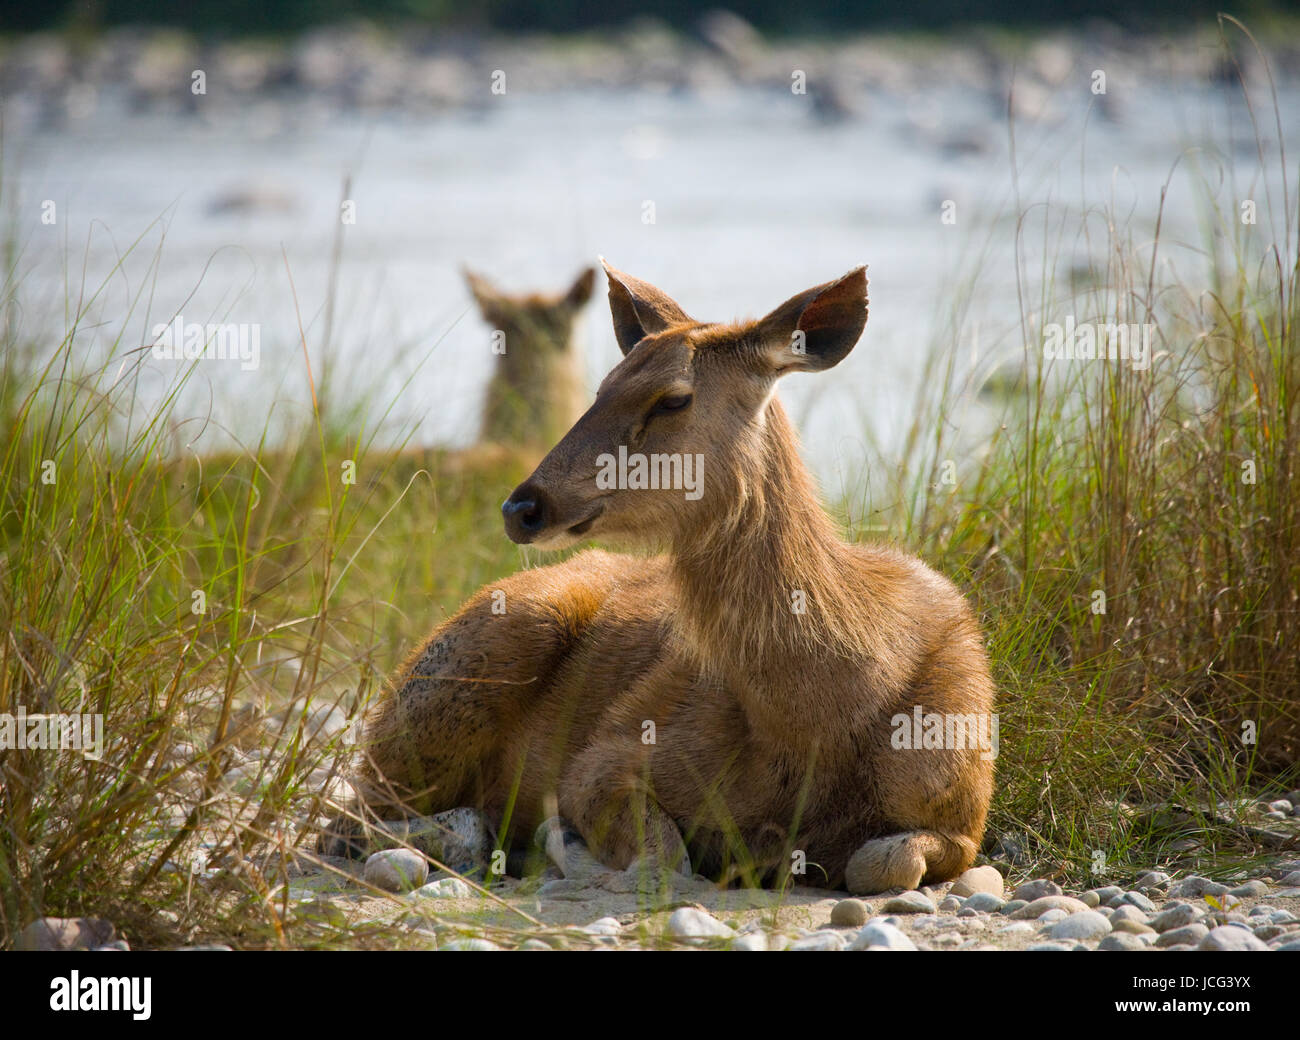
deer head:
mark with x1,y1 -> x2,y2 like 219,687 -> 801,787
502,260 -> 868,550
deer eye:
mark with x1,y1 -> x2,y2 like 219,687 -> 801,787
649,393 -> 693,418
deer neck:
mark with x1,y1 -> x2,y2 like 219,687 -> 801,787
671,399 -> 853,684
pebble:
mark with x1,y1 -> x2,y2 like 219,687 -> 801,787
1150,902 -> 1203,932
1110,919 -> 1157,936
1000,899 -> 1028,915
848,920 -> 918,950
1080,891 -> 1101,908
1253,924 -> 1287,941
1027,941 -> 1075,951
363,849 -> 428,892
413,877 -> 473,899
1046,910 -> 1111,940
1155,924 -> 1211,947
16,917 -> 116,951
1115,891 -> 1156,913
440,938 -> 501,951
1167,876 -> 1230,899
830,898 -> 871,928
1110,905 -> 1150,926
581,917 -> 622,936
1086,886 -> 1124,905
938,895 -> 963,912
1198,925 -> 1270,951
1013,879 -> 1062,902
964,892 -> 1006,913
1037,908 -> 1069,924
1134,871 -> 1171,892
667,907 -> 733,940
1010,896 -> 1091,919
789,929 -> 847,951
949,865 -> 1005,899
1098,933 -> 1149,951
1278,871 -> 1300,887
996,921 -> 1035,935
1228,880 -> 1270,898
881,891 -> 936,914
1267,800 -> 1294,814
1276,940 -> 1300,951
518,939 -> 553,951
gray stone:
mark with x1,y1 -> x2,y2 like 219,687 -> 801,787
1135,871 -> 1172,892
1277,871 -> 1300,887
1086,886 -> 1124,905
881,891 -> 936,914
938,895 -> 963,912
789,929 -> 847,951
16,917 -> 116,951
1267,800 -> 1293,815
1037,908 -> 1069,924
1080,891 -> 1101,908
949,865 -> 1005,899
1156,923 -> 1210,947
1010,896 -> 1091,919
1119,891 -> 1157,913
1000,899 -> 1028,915
732,932 -> 770,951
830,898 -> 871,928
667,907 -> 733,940
1027,941 -> 1075,951
363,849 -> 428,892
1151,903 -> 1204,932
1168,876 -> 1230,899
1111,918 -> 1157,936
1254,924 -> 1287,941
413,877 -> 473,899
1046,910 -> 1112,940
440,938 -> 501,951
1274,939 -> 1300,951
1198,925 -> 1270,951
581,916 -> 622,937
1228,879 -> 1270,898
848,920 -> 917,950
964,892 -> 1006,913
1110,905 -> 1150,926
1013,879 -> 1062,902
1098,932 -> 1149,951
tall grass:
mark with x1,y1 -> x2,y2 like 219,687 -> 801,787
866,21 -> 1299,877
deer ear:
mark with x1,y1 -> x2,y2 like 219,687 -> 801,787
463,268 -> 500,313
602,259 -> 692,355
754,266 -> 868,373
564,267 -> 596,310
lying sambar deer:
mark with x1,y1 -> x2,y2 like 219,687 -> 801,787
324,262 -> 995,893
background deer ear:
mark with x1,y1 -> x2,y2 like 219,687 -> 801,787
463,268 -> 500,313
564,267 -> 596,310
754,266 -> 868,373
602,259 -> 692,355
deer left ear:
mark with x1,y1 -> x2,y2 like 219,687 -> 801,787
754,266 -> 868,373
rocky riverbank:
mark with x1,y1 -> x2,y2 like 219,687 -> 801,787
4,15 -> 1298,132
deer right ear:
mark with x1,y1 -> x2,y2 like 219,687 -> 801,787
602,259 -> 692,355
755,266 -> 868,374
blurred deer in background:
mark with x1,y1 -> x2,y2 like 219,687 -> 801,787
465,266 -> 594,449
325,260 -> 994,894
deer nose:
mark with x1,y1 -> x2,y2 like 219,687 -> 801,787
502,487 -> 549,542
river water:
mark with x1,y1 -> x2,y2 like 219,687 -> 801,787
7,71 -> 1296,495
